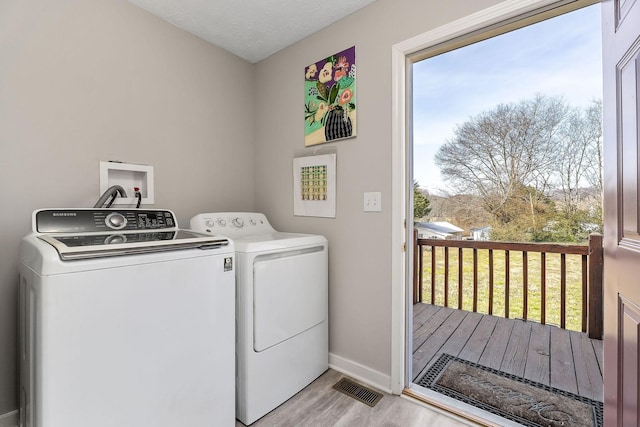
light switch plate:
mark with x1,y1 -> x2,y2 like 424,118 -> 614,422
364,192 -> 382,212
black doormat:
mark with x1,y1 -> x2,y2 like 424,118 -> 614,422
416,354 -> 603,427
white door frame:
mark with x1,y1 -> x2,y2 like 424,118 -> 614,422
390,0 -> 580,394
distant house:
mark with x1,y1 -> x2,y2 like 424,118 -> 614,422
470,226 -> 492,241
415,221 -> 464,240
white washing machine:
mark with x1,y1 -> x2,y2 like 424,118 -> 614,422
190,212 -> 328,425
19,208 -> 236,427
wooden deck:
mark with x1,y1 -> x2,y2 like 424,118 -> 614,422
412,303 -> 604,402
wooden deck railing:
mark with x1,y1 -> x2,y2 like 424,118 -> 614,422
413,230 -> 603,339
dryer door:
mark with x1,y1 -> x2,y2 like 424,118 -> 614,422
253,246 -> 327,352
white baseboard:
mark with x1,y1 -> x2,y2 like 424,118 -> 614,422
0,410 -> 18,427
329,352 -> 392,394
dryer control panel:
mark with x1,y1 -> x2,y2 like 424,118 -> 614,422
190,212 -> 276,238
35,209 -> 177,233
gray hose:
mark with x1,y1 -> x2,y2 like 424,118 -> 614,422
94,185 -> 128,208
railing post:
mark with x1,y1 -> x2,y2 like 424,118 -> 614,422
588,233 -> 604,339
413,228 -> 421,304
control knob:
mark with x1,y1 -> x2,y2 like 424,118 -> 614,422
105,213 -> 127,230
232,218 -> 244,228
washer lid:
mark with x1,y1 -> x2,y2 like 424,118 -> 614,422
38,230 -> 229,260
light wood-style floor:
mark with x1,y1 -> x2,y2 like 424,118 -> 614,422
236,369 -> 478,427
412,303 -> 604,402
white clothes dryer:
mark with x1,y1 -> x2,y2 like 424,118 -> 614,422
190,212 -> 328,425
19,209 -> 236,427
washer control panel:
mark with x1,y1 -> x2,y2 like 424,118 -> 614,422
190,212 -> 275,237
35,209 -> 177,233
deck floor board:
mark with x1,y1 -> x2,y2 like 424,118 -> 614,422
500,319 -> 532,377
457,314 -> 498,363
571,331 -> 604,401
412,309 -> 468,379
412,303 -> 603,401
427,311 -> 483,372
549,326 -> 579,394
524,321 -> 551,386
478,317 -> 515,370
413,305 -> 454,353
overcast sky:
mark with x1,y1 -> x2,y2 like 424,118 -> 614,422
412,4 -> 602,195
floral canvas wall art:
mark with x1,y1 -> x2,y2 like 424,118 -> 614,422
304,46 -> 356,146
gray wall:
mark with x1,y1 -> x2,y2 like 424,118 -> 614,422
0,0 -> 506,415
0,0 -> 255,414
254,0 -> 500,384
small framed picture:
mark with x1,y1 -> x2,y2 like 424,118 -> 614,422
293,154 -> 336,218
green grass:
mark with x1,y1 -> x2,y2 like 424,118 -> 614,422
419,247 -> 585,332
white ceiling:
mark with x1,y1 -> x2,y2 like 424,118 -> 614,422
127,0 -> 377,63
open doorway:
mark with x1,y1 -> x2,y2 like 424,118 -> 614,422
394,2 -> 602,426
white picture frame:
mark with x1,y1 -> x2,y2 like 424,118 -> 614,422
293,154 -> 336,218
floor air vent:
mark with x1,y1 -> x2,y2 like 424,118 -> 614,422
332,378 -> 383,407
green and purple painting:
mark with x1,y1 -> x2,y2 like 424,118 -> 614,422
304,46 -> 356,146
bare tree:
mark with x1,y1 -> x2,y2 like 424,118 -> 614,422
434,95 -> 603,241
583,99 -> 604,222
554,99 -> 603,216
555,109 -> 590,215
435,95 -> 567,226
